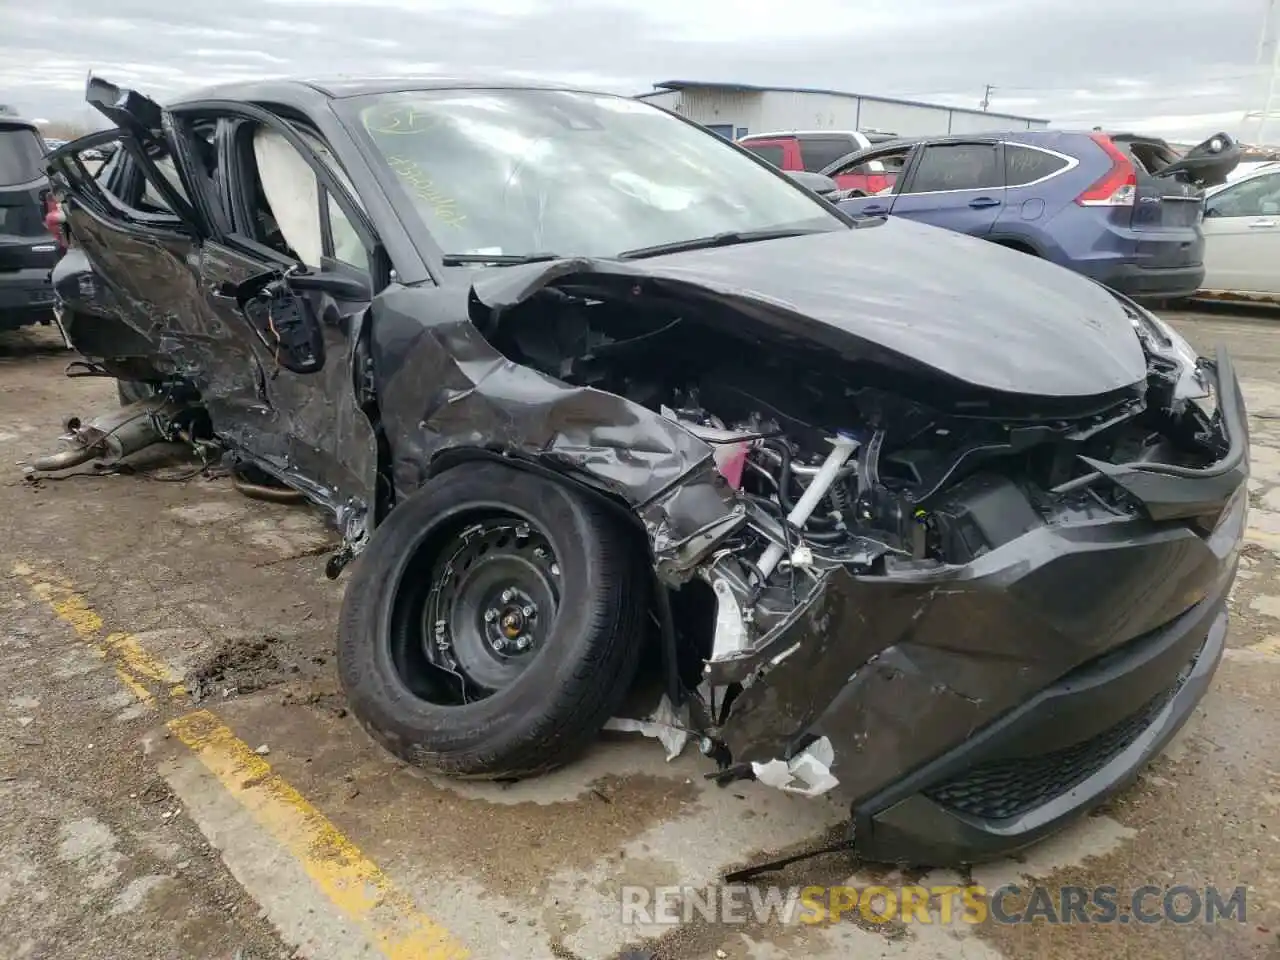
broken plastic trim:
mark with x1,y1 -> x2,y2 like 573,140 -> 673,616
1053,345 -> 1244,496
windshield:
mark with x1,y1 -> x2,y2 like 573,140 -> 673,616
344,88 -> 842,260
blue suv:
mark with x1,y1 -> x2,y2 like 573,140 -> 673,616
824,131 -> 1240,300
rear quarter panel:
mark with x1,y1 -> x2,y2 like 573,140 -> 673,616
992,133 -> 1137,270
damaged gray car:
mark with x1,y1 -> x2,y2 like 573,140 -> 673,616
41,76 -> 1248,866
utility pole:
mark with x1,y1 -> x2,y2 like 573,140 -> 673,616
980,84 -> 996,112
1243,0 -> 1280,143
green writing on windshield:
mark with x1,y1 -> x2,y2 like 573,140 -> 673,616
386,156 -> 467,227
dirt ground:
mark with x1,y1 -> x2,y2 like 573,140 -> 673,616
1,304 -> 1279,960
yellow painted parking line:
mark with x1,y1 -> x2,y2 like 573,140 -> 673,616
12,561 -> 184,705
15,559 -> 473,960
170,710 -> 471,960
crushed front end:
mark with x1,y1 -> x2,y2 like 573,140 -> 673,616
419,258 -> 1246,865
637,311 -> 1247,865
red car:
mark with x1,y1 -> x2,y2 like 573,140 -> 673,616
737,129 -> 898,194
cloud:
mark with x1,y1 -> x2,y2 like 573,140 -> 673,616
0,0 -> 1269,141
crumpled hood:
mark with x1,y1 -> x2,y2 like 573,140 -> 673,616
470,217 -> 1149,399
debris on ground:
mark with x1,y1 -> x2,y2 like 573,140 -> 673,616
186,636 -> 284,701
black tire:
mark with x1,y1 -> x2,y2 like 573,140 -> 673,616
116,379 -> 156,405
337,461 -> 649,779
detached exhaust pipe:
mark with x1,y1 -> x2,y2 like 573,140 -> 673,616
232,475 -> 306,504
30,444 -> 100,472
30,397 -> 186,473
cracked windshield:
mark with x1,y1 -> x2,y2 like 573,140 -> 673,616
352,88 -> 838,259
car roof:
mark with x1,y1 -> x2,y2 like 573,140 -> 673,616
741,130 -> 866,139
170,74 -> 600,108
1207,160 -> 1280,195
0,116 -> 41,132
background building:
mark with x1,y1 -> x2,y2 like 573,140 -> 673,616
635,80 -> 1050,140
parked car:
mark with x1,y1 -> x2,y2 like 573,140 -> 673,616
0,116 -> 61,329
825,131 -> 1241,301
738,129 -> 899,194
43,75 -> 1246,866
1195,162 -> 1280,303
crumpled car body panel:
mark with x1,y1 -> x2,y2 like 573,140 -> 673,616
369,284 -> 717,509
52,219 -> 379,526
461,222 -> 1149,400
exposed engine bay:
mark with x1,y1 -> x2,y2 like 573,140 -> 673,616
485,276 -> 1223,570
474,275 -> 1233,792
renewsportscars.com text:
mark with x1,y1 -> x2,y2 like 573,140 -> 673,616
620,883 -> 1249,926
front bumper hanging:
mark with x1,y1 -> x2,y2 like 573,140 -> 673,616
707,346 -> 1248,864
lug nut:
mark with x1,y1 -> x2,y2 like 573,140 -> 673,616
515,635 -> 532,651
501,588 -> 515,602
550,563 -> 560,577
522,605 -> 534,617
484,609 -> 498,623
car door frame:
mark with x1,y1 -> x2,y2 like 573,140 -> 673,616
890,137 -> 1007,236
81,77 -> 211,236
166,96 -> 393,529
45,125 -> 221,380
833,141 -> 928,217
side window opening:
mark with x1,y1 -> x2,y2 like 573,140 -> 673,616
1206,173 -> 1280,218
907,143 -> 1002,193
251,125 -> 321,264
143,121 -> 218,217
56,134 -> 186,230
838,148 -> 909,178
244,123 -> 368,273
296,129 -> 368,271
140,151 -> 188,212
1004,145 -> 1069,187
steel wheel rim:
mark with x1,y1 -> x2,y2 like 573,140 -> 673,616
419,514 -> 561,701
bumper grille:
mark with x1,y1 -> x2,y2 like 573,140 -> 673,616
924,666 -> 1193,822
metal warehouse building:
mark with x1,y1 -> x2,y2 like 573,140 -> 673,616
635,80 -> 1050,140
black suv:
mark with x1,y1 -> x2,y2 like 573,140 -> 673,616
0,117 -> 60,329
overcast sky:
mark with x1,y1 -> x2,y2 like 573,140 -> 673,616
1,0 -> 1274,141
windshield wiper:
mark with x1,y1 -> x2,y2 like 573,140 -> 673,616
616,227 -> 828,260
441,252 -> 565,266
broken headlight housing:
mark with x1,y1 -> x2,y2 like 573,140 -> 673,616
1126,302 -> 1216,419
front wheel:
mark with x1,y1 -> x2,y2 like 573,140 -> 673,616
337,462 -> 649,779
